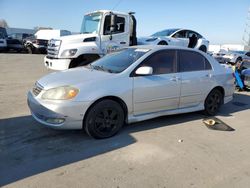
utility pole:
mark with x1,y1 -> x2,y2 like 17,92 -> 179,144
243,7 -> 250,50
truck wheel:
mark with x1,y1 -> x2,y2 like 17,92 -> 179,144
204,89 -> 223,116
199,45 -> 207,53
69,54 -> 100,68
84,99 -> 125,139
26,46 -> 33,54
157,41 -> 168,45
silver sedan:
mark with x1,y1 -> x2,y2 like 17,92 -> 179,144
27,46 -> 234,138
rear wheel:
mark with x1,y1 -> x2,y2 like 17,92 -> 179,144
199,45 -> 207,53
204,89 -> 223,116
157,41 -> 168,45
84,100 -> 125,139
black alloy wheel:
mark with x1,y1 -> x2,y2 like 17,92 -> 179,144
204,89 -> 223,116
84,100 -> 124,139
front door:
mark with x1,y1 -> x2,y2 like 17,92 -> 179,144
133,50 -> 181,115
100,14 -> 130,54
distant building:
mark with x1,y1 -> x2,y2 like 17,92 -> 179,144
6,27 -> 35,35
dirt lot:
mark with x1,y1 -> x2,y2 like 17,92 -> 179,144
0,54 -> 250,188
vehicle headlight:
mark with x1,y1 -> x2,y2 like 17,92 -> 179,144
61,49 -> 78,57
146,38 -> 157,42
41,86 -> 79,100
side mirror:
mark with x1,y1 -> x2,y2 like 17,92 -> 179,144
110,14 -> 117,32
135,66 -> 153,76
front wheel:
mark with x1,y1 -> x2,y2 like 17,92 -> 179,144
84,100 -> 125,139
204,89 -> 223,116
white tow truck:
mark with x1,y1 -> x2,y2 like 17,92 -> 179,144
44,10 -> 137,70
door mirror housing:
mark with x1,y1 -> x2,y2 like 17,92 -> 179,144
135,66 -> 153,76
110,14 -> 117,32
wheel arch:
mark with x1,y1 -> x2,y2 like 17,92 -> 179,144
82,96 -> 128,128
206,86 -> 225,104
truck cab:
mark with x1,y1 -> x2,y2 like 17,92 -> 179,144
44,10 -> 137,70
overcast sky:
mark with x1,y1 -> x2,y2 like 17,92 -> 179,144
0,0 -> 249,44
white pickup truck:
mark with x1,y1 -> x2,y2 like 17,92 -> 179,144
44,10 -> 137,70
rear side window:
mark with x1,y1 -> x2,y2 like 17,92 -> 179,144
178,50 -> 211,72
140,50 -> 176,75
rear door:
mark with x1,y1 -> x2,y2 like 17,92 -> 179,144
132,50 -> 181,115
177,50 -> 213,108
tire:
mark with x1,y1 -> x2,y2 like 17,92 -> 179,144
199,45 -> 207,53
84,99 -> 125,139
26,46 -> 33,54
204,89 -> 223,116
69,54 -> 100,69
157,41 -> 168,45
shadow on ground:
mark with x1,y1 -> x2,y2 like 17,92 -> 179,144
0,92 -> 249,186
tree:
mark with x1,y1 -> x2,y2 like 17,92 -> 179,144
0,19 -> 8,28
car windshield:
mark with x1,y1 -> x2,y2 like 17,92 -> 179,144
80,13 -> 102,34
151,29 -> 179,37
87,48 -> 150,73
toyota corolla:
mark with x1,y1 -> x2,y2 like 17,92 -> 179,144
27,46 -> 234,139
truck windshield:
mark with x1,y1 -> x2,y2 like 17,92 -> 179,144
80,13 -> 102,34
87,48 -> 150,73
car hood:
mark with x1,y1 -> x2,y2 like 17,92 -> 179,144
37,67 -> 113,90
59,33 -> 98,44
242,69 -> 250,75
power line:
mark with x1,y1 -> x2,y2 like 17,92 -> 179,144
111,0 -> 123,11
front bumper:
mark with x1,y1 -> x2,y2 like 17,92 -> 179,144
27,91 -> 91,129
44,56 -> 71,71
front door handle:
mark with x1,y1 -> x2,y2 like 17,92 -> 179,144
120,41 -> 126,44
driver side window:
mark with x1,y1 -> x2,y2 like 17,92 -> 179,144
173,30 -> 186,38
103,15 -> 125,35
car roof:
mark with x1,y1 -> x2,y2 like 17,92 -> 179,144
129,45 -> 204,53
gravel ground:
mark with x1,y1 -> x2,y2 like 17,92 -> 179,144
0,54 -> 250,188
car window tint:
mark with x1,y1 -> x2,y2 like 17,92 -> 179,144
205,59 -> 212,70
141,50 -> 176,75
179,50 -> 208,72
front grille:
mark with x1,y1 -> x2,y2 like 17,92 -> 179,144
47,39 -> 61,58
32,82 -> 43,96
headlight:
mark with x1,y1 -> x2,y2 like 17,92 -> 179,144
146,38 -> 157,42
41,86 -> 79,100
61,49 -> 78,57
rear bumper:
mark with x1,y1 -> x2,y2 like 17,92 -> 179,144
44,56 -> 71,71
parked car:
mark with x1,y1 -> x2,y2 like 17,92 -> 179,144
138,28 -> 209,52
237,61 -> 250,89
9,33 -> 33,44
223,50 -> 250,65
24,29 -> 71,54
212,50 -> 231,64
27,46 -> 234,139
0,27 -> 7,52
6,37 -> 24,52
